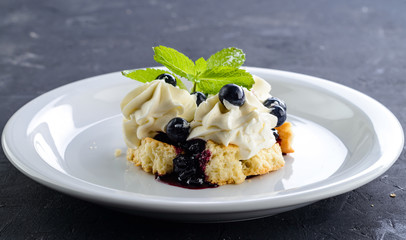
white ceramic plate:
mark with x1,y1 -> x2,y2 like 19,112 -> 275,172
2,67 -> 404,222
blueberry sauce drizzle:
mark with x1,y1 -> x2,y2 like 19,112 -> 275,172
155,174 -> 217,189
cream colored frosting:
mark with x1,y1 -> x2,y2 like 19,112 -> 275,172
188,87 -> 277,160
121,80 -> 197,148
251,75 -> 272,102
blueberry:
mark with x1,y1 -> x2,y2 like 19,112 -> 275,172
218,84 -> 245,107
157,73 -> 177,87
272,129 -> 279,140
165,117 -> 190,143
191,92 -> 207,106
172,150 -> 209,186
173,155 -> 188,172
182,139 -> 206,154
153,132 -> 173,145
270,105 -> 287,127
264,97 -> 287,111
173,154 -> 204,184
173,154 -> 195,181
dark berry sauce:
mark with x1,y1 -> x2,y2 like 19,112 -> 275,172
197,150 -> 211,172
174,146 -> 183,155
153,132 -> 215,189
155,174 -> 218,189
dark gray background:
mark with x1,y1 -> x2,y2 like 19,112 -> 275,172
1,0 -> 405,239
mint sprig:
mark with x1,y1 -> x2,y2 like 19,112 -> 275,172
206,47 -> 245,69
122,68 -> 168,83
194,67 -> 253,94
121,68 -> 187,90
122,46 -> 254,95
194,57 -> 207,75
153,45 -> 196,79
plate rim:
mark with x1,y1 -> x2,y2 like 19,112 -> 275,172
2,67 -> 404,216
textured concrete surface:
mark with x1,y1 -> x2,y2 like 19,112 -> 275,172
1,0 -> 405,239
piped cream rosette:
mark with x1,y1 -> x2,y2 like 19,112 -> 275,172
121,80 -> 197,148
188,76 -> 278,160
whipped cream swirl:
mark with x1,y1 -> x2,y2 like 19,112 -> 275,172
251,75 -> 272,102
188,84 -> 277,160
121,80 -> 197,148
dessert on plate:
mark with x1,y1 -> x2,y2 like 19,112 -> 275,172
121,46 -> 293,188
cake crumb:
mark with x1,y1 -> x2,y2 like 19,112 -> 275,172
114,149 -> 122,157
390,193 -> 396,198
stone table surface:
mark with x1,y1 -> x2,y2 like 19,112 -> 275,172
1,0 -> 406,239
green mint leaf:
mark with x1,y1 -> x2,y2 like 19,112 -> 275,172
121,68 -> 167,83
206,47 -> 245,69
122,46 -> 252,94
194,57 -> 207,75
153,46 -> 196,79
121,68 -> 187,90
195,67 -> 254,94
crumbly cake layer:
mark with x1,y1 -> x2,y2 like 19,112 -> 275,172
127,122 -> 294,185
127,138 -> 177,175
127,140 -> 286,186
127,138 -> 284,185
205,140 -> 284,185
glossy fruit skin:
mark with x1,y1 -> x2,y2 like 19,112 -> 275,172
173,154 -> 205,185
218,84 -> 245,107
157,73 -> 177,86
191,92 -> 207,106
263,97 -> 287,111
165,117 -> 190,143
181,139 -> 207,155
270,105 -> 287,127
153,132 -> 173,145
